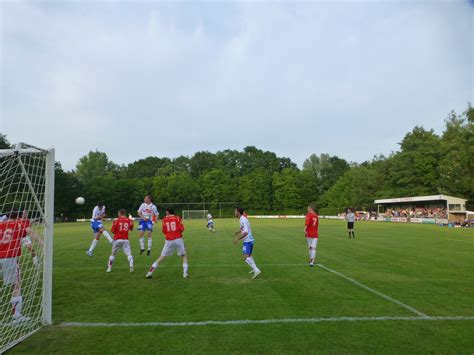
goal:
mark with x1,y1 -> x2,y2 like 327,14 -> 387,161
0,143 -> 54,353
182,210 -> 208,219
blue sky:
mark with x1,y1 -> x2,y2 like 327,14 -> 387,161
1,0 -> 472,170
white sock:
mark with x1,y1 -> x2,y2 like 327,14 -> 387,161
11,296 -> 22,317
128,255 -> 134,267
183,262 -> 188,274
245,257 -> 258,272
103,231 -> 113,244
139,237 -> 145,250
108,255 -> 115,268
149,261 -> 158,273
89,239 -> 98,252
147,238 -> 152,251
310,249 -> 316,260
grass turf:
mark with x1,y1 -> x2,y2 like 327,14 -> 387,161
8,218 -> 474,353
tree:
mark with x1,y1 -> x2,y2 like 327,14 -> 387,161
239,169 -> 273,211
126,156 -> 171,178
303,153 -> 350,195
199,169 -> 237,202
272,169 -> 303,211
0,134 -> 11,149
387,126 -> 441,196
54,163 -> 84,219
190,151 -> 218,178
75,151 -> 118,184
438,106 -> 474,204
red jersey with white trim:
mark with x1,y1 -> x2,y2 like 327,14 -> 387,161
0,220 -> 26,258
305,212 -> 319,238
162,215 -> 184,240
111,217 -> 134,240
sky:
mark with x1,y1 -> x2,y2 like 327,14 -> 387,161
1,0 -> 472,170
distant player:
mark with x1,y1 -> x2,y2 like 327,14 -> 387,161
137,195 -> 159,256
146,208 -> 188,279
305,203 -> 319,267
346,208 -> 355,239
0,212 -> 35,322
107,209 -> 134,273
206,212 -> 216,232
234,207 -> 261,279
87,202 -> 113,256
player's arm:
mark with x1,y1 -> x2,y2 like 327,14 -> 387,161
161,219 -> 167,235
111,220 -> 117,234
234,224 -> 248,244
129,221 -> 134,231
21,236 -> 39,266
179,218 -> 185,232
25,226 -> 40,242
137,205 -> 145,220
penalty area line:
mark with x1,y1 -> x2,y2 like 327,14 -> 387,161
316,264 -> 428,318
60,316 -> 474,328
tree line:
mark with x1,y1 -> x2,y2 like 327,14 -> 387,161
1,105 -> 472,218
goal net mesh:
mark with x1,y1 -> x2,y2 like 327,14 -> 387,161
0,145 -> 51,352
182,210 -> 208,219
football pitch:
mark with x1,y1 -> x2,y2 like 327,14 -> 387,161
10,219 -> 474,354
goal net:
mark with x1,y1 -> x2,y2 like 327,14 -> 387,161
0,143 -> 54,353
182,210 -> 208,219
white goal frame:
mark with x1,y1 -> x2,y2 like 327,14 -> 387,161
0,143 -> 54,352
182,210 -> 208,219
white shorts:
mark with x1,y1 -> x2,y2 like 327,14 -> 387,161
306,237 -> 318,249
161,239 -> 186,257
0,257 -> 19,285
111,240 -> 132,256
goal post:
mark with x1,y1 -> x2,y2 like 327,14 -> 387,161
0,143 -> 54,353
182,210 -> 208,219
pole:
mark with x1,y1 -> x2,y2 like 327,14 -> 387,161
42,148 -> 55,325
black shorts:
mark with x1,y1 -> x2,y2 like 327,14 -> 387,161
347,222 -> 354,230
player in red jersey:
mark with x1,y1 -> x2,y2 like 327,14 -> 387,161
107,209 -> 134,273
0,212 -> 31,322
146,207 -> 188,279
305,203 -> 319,267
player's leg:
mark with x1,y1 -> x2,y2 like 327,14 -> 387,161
347,223 -> 352,238
123,240 -> 134,273
243,243 -> 260,278
101,227 -> 114,244
307,238 -> 317,266
138,223 -> 146,254
8,259 -> 29,322
146,228 -> 153,256
351,226 -> 355,238
146,241 -> 173,278
177,239 -> 188,278
107,241 -> 119,272
87,230 -> 101,256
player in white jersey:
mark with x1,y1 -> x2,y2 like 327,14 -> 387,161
86,202 -> 113,256
137,195 -> 159,256
206,212 -> 215,232
0,214 -> 7,222
234,207 -> 261,279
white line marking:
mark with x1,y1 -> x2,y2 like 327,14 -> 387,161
316,264 -> 429,318
60,316 -> 474,328
56,263 -> 308,270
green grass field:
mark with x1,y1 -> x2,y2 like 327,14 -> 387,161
8,219 -> 474,354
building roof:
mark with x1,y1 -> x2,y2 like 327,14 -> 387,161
374,195 -> 467,204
